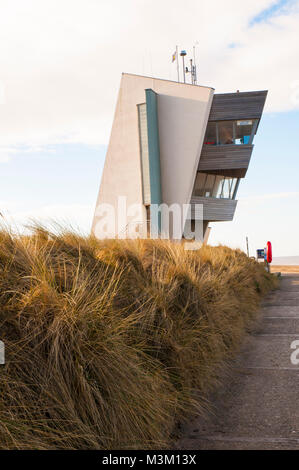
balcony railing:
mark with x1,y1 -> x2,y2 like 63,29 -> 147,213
190,196 -> 238,221
198,144 -> 253,177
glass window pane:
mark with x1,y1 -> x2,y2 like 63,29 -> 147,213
215,177 -> 225,198
204,120 -> 258,146
235,120 -> 255,145
193,173 -> 239,200
212,175 -> 223,197
203,174 -> 215,197
204,122 -> 217,145
193,173 -> 206,196
223,178 -> 231,198
219,121 -> 234,145
230,178 -> 238,198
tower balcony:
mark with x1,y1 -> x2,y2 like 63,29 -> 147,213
190,196 -> 238,222
198,144 -> 253,178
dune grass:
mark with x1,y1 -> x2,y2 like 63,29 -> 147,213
0,228 -> 278,449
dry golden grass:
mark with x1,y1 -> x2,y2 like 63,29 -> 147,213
271,265 -> 299,273
0,228 -> 278,449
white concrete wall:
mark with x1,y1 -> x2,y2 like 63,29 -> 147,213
157,92 -> 213,214
92,73 -> 214,239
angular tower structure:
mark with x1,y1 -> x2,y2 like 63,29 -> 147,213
92,73 -> 267,242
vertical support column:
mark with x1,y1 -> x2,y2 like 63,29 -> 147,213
145,89 -> 162,235
203,225 -> 211,245
232,178 -> 241,200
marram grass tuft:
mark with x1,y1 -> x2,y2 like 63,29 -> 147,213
0,229 -> 277,449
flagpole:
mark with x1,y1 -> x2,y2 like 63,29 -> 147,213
176,45 -> 179,82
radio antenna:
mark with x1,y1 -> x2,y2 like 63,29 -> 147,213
180,50 -> 187,83
193,41 -> 199,85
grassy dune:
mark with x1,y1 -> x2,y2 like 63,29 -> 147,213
0,228 -> 277,449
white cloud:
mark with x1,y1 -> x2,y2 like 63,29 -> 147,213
0,144 -> 56,163
0,147 -> 19,163
1,202 -> 94,234
0,153 -> 11,163
0,0 -> 298,150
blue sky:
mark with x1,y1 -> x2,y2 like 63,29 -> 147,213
0,144 -> 106,234
0,0 -> 299,256
249,0 -> 294,26
209,110 -> 299,256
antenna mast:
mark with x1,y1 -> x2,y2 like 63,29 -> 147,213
180,50 -> 187,83
193,42 -> 199,85
175,44 -> 199,85
176,45 -> 179,82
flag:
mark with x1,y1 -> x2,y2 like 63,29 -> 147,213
172,50 -> 177,63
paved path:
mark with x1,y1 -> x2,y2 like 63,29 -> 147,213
178,274 -> 299,450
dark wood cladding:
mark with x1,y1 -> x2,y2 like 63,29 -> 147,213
198,144 -> 253,176
208,91 -> 268,121
190,196 -> 238,221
